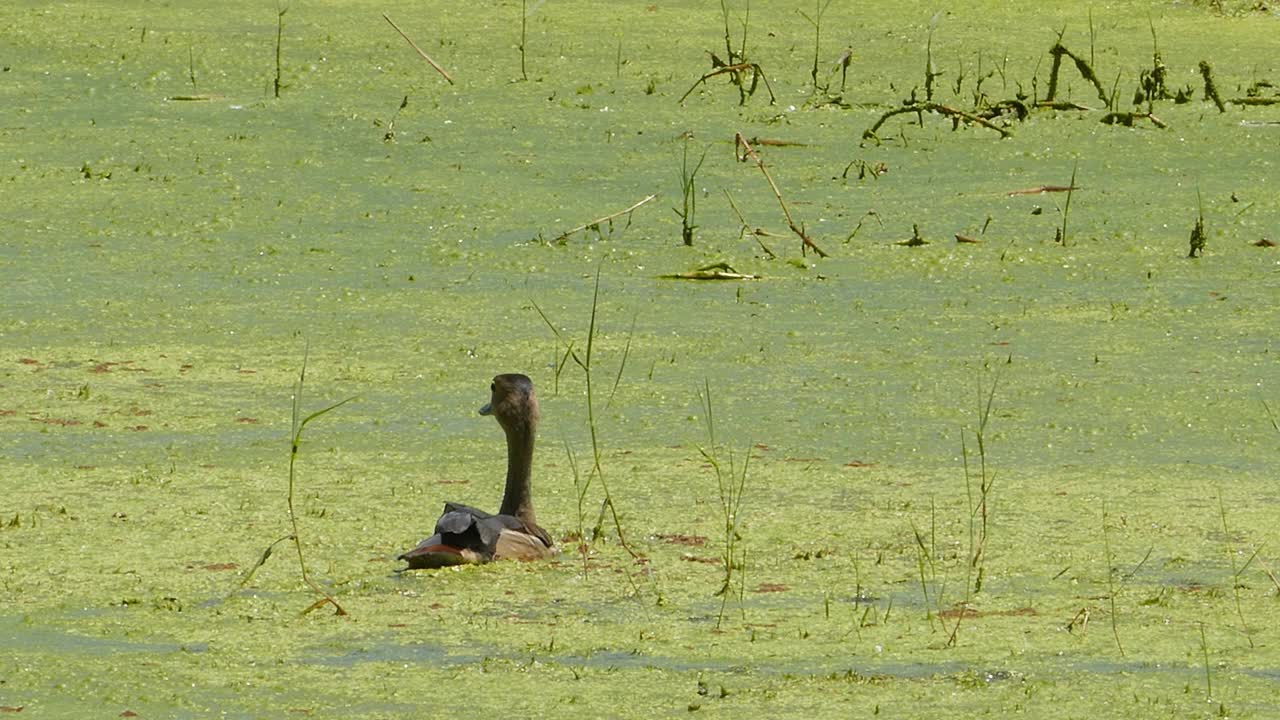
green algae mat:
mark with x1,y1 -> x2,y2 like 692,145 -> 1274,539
3,1 -> 1279,716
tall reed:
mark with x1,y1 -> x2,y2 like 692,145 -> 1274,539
287,347 -> 355,615
698,380 -> 751,629
533,267 -> 639,562
273,4 -> 287,98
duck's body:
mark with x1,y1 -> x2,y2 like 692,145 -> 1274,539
398,502 -> 554,568
399,374 -> 556,570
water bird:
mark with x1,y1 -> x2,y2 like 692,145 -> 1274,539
399,374 -> 556,569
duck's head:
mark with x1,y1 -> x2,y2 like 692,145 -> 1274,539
479,373 -> 539,435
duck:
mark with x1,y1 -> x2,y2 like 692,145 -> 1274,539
398,373 -> 556,569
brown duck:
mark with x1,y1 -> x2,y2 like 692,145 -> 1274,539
399,374 -> 556,569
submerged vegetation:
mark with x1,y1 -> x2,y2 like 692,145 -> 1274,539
2,0 -> 1279,716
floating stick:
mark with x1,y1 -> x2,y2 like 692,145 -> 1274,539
553,194 -> 657,242
383,13 -> 455,85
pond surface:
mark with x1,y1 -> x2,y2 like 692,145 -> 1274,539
2,0 -> 1279,716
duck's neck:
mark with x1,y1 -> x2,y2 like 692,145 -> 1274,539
498,423 -> 537,525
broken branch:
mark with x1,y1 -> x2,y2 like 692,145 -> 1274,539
734,133 -> 829,258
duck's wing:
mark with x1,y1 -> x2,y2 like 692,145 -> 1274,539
397,503 -> 493,570
399,504 -> 555,570
441,501 -> 491,519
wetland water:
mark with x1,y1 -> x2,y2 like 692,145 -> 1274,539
2,0 -> 1279,716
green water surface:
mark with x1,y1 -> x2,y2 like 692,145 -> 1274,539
2,0 -> 1279,717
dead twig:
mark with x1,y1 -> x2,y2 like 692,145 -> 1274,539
1007,185 -> 1079,196
723,189 -> 778,258
383,13 -> 455,85
1100,111 -> 1167,129
746,136 -> 808,147
679,63 -> 776,105
1257,554 -> 1280,595
734,133 -> 829,258
554,194 -> 657,243
661,262 -> 760,280
844,209 -> 883,242
1037,100 -> 1094,111
862,102 -> 1011,141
